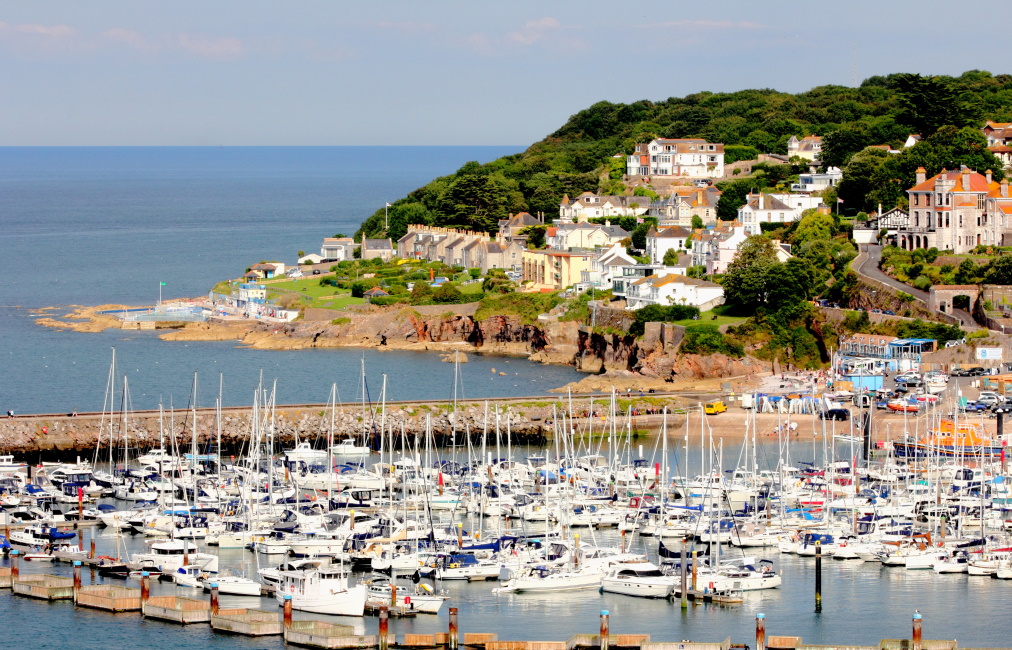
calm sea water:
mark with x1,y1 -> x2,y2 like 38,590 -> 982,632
0,147 -> 582,414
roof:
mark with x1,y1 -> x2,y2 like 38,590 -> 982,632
362,287 -> 389,296
363,238 -> 393,250
632,274 -> 721,289
653,226 -> 692,239
909,167 -> 998,194
251,263 -> 277,270
500,212 -> 542,228
743,193 -> 793,212
845,333 -> 896,345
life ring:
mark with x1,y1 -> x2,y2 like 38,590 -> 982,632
289,584 -> 295,593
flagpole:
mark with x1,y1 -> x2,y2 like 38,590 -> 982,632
159,282 -> 162,307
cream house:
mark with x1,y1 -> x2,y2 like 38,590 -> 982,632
626,139 -> 725,178
625,275 -> 725,311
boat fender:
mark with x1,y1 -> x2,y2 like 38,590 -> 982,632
450,563 -> 459,568
419,583 -> 433,593
709,582 -> 715,590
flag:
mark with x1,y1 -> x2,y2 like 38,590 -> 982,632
160,282 -> 166,286
385,202 -> 392,207
837,198 -> 844,204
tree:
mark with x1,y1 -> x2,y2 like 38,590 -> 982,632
410,281 -> 432,303
691,215 -> 704,230
820,126 -> 872,168
983,255 -> 1012,284
662,248 -> 680,266
519,225 -> 548,249
791,210 -> 836,247
432,284 -> 464,304
895,74 -> 981,136
721,235 -> 782,310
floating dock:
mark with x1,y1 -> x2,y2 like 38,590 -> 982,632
12,574 -> 74,600
210,608 -> 283,636
0,567 -> 11,589
75,585 -> 142,612
283,620 -> 376,649
141,595 -> 211,624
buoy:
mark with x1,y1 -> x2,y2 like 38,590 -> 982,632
41,426 -> 48,435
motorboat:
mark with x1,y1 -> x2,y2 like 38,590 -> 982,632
274,561 -> 367,616
330,438 -> 372,457
601,562 -> 677,598
128,539 -> 219,574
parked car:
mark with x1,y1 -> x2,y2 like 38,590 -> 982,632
312,269 -> 321,275
966,367 -> 987,376
820,408 -> 851,421
895,375 -> 923,387
950,367 -> 968,376
883,310 -> 896,316
704,401 -> 727,415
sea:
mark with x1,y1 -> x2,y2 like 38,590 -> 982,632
1,148 -> 1009,646
0,147 -> 582,415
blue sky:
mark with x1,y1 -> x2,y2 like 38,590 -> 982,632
1,1 -> 1005,146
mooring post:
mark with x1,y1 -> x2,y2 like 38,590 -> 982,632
73,560 -> 82,604
379,606 -> 389,650
680,538 -> 689,608
691,551 -> 698,592
912,613 -> 922,650
620,529 -> 626,553
210,583 -> 219,615
600,610 -> 610,650
283,595 -> 293,629
449,606 -> 459,650
756,613 -> 766,650
89,533 -> 96,560
390,583 -> 398,608
10,550 -> 19,583
815,541 -> 823,612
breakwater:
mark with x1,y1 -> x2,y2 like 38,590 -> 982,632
0,395 -> 694,459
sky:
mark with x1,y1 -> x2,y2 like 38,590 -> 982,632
1,1 -> 1007,146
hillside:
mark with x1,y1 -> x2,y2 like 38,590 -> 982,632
356,70 -> 1012,241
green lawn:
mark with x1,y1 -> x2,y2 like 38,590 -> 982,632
669,307 -> 746,328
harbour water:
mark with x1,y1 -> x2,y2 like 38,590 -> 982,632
0,146 -> 581,415
3,513 -> 1011,647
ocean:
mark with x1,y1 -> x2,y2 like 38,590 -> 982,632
0,147 -> 582,414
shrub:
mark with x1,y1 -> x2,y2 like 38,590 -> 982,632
331,317 -> 351,325
629,304 -> 701,337
680,324 -> 743,357
468,268 -> 481,279
432,284 -> 464,304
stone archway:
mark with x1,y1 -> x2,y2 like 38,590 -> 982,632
929,285 -> 980,314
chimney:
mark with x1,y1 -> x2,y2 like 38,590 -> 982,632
962,166 -> 971,191
915,167 -> 927,184
1002,179 -> 1009,198
987,169 -> 993,185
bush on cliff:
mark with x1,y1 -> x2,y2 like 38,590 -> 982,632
475,292 -> 562,325
679,324 -> 743,357
628,304 -> 700,337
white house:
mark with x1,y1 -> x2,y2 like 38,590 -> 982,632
626,139 -> 725,179
738,193 -> 825,235
579,243 -> 638,291
558,192 -> 651,223
546,221 -> 629,250
625,274 -> 725,311
645,226 -> 693,264
321,237 -> 357,261
787,135 -> 822,162
791,167 -> 842,193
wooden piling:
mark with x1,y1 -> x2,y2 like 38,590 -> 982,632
11,550 -> 19,583
379,606 -> 389,650
814,542 -> 822,613
283,594 -> 293,629
912,613 -> 922,650
73,561 -> 82,603
600,611 -> 610,650
756,613 -> 766,650
449,607 -> 459,650
691,551 -> 697,592
141,571 -> 150,602
679,540 -> 688,610
210,583 -> 220,615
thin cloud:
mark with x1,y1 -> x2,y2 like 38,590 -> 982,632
175,33 -> 244,60
102,27 -> 153,51
0,21 -> 76,38
646,20 -> 766,29
466,17 -> 584,55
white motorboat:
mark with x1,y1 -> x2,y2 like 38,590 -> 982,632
203,575 -> 263,596
274,562 -> 367,616
129,539 -> 219,574
330,438 -> 372,457
601,563 -> 677,598
365,576 -> 448,614
173,565 -> 208,588
494,565 -> 604,593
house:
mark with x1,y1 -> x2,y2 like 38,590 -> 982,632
497,212 -> 543,246
362,286 -> 390,303
612,263 -> 687,301
520,249 -> 594,292
362,238 -> 394,262
791,167 -> 843,193
236,282 -> 267,303
738,193 -> 824,235
650,186 -> 722,227
626,139 -> 725,179
624,274 -> 725,311
321,237 -> 358,261
897,166 -> 1007,253
558,192 -> 651,223
903,134 -> 922,149
705,226 -> 750,274
787,135 -> 823,162
579,243 -> 639,291
546,221 -> 629,251
645,226 -> 693,264
298,253 -> 323,265
250,263 -> 284,279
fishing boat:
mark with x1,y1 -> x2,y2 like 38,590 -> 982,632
886,399 -> 920,413
274,561 -> 367,616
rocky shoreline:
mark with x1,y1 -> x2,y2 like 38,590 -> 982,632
36,301 -> 771,395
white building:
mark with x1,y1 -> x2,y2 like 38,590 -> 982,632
626,139 -> 725,179
321,237 -> 357,261
791,167 -> 842,193
645,226 -> 693,264
579,243 -> 638,291
738,193 -> 825,235
546,221 -> 629,251
558,192 -> 651,223
625,274 -> 725,311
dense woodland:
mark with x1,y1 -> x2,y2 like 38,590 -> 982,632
356,70 -> 1012,241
